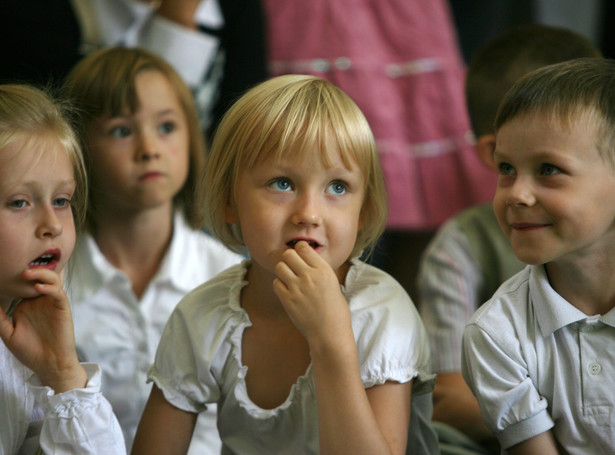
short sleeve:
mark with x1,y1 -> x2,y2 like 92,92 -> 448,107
348,264 -> 435,394
148,297 -> 221,413
462,321 -> 554,449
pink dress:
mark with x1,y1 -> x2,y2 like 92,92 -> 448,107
264,0 -> 496,230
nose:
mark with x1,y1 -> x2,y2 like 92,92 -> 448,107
136,129 -> 161,161
505,176 -> 536,208
291,192 -> 323,226
35,205 -> 63,239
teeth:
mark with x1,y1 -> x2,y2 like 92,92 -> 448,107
30,254 -> 54,265
287,240 -> 319,249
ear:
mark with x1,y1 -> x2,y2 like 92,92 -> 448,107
475,134 -> 497,171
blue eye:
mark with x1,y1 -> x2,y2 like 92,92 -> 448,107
52,198 -> 71,208
498,162 -> 515,176
270,178 -> 293,192
110,126 -> 131,138
8,199 -> 27,209
540,163 -> 561,176
327,181 -> 347,195
158,121 -> 175,135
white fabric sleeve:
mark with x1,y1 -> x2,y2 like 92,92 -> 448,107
148,293 -> 222,413
462,322 -> 553,449
30,363 -> 126,454
92,0 -> 219,88
418,218 -> 483,372
135,15 -> 219,87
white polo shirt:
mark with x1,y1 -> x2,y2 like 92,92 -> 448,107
462,265 -> 615,453
68,213 -> 243,453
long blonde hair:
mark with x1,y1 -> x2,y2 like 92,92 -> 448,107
0,84 -> 87,231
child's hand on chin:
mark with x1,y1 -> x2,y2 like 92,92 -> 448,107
273,241 -> 353,349
0,267 -> 87,393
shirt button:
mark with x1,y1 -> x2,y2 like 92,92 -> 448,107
588,361 -> 602,375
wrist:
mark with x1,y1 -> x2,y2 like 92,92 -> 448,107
41,364 -> 88,394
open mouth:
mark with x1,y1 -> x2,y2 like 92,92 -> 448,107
287,239 -> 320,249
29,250 -> 60,268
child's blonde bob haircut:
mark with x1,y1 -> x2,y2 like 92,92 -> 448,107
203,74 -> 387,258
62,46 -> 206,230
0,84 -> 87,231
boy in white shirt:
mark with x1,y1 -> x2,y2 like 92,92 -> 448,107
462,57 -> 615,454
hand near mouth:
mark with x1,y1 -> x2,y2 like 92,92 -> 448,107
273,241 -> 353,349
0,268 -> 87,393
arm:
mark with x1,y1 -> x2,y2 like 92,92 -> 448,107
418,220 -> 497,445
93,0 -> 218,87
462,320 -> 555,451
432,373 -> 497,448
508,431 -> 561,455
132,385 -> 197,455
274,242 -> 410,455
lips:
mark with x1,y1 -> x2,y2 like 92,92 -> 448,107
510,222 -> 549,231
29,249 -> 61,270
286,239 -> 321,249
138,171 -> 164,181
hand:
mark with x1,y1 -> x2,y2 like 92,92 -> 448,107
155,0 -> 203,29
0,268 -> 86,393
273,241 -> 353,350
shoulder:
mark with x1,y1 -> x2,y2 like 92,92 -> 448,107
172,216 -> 244,278
463,265 -> 534,358
344,259 -> 413,314
175,260 -> 247,316
468,266 -> 532,328
345,260 -> 433,387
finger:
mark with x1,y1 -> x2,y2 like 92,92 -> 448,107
22,268 -> 61,286
292,241 -> 327,268
274,259 -> 298,284
279,247 -> 309,273
0,305 -> 14,343
32,282 -> 68,304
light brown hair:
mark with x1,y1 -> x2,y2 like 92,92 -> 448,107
62,46 -> 205,229
495,58 -> 615,169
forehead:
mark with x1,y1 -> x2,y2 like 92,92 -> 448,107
495,110 -> 602,160
0,134 -> 73,183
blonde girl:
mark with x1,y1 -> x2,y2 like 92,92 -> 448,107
133,75 -> 438,455
0,84 -> 125,454
62,47 -> 242,453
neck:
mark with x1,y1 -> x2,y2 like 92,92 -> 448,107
546,252 -> 615,315
241,261 -> 290,320
91,205 -> 175,299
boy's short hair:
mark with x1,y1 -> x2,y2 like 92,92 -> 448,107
62,47 -> 206,230
466,24 -> 601,138
203,74 -> 387,258
0,84 -> 87,231
495,58 -> 615,168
